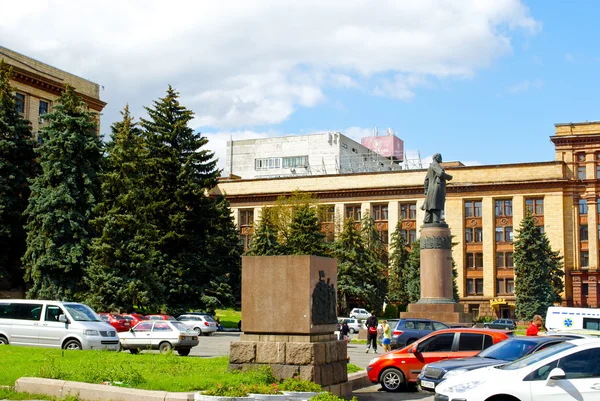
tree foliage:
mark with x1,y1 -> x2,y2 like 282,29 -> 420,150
405,239 -> 421,304
286,202 -> 327,256
514,209 -> 561,321
246,207 -> 286,256
388,222 -> 411,305
359,213 -> 388,309
270,191 -> 319,244
22,86 -> 102,300
0,62 -> 37,286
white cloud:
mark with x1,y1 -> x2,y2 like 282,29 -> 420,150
0,0 -> 540,130
506,79 -> 544,94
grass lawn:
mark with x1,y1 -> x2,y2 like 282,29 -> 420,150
215,308 -> 242,329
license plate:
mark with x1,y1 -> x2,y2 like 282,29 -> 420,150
420,380 -> 435,389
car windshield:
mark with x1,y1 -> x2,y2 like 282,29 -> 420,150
478,339 -> 539,361
497,342 -> 575,371
64,303 -> 102,322
172,321 -> 192,332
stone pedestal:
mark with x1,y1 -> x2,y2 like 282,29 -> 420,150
229,256 -> 350,396
401,223 -> 472,325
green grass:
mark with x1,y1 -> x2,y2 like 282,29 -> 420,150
346,363 -> 362,373
215,308 -> 242,329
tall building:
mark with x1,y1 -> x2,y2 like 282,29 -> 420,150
225,131 -> 402,179
212,121 -> 600,318
0,46 -> 106,134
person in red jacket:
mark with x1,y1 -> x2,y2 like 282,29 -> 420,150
526,315 -> 545,336
365,311 -> 379,353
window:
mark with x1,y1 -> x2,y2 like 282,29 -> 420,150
319,205 -> 335,222
578,166 -> 587,180
495,226 -> 513,242
373,204 -> 388,220
465,201 -> 482,217
466,278 -> 484,295
579,199 -> 588,215
400,203 -> 417,220
495,200 -> 513,217
401,230 -> 417,245
469,305 -> 480,320
239,210 -> 254,226
466,253 -> 483,269
255,158 -> 281,170
378,230 -> 389,244
583,318 -> 600,330
282,156 -> 308,168
133,322 -> 153,332
597,164 -> 600,179
496,278 -> 514,295
45,305 -> 65,322
580,224 -> 589,241
458,333 -> 488,351
581,251 -> 589,268
418,333 -> 454,353
345,205 -> 361,222
496,252 -> 514,268
15,93 -> 25,113
526,198 -> 544,215
466,228 -> 483,243
39,100 -> 49,119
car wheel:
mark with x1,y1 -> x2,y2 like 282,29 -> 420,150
350,315 -> 356,319
159,342 -> 173,353
349,328 -> 356,334
129,348 -> 139,355
380,368 -> 405,392
63,339 -> 82,350
194,327 -> 202,335
177,348 -> 191,356
0,336 -> 8,345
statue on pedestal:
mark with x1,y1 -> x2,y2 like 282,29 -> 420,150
421,153 -> 452,224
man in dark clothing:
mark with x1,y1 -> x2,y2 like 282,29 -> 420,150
365,310 -> 378,353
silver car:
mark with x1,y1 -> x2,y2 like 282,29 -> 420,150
177,314 -> 218,336
338,317 -> 364,334
118,320 -> 199,356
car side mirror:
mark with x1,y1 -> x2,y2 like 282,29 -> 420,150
58,314 -> 68,323
408,345 -> 417,354
546,368 -> 566,385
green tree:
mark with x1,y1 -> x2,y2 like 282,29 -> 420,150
405,239 -> 421,304
22,86 -> 102,300
0,62 -> 37,287
246,207 -> 286,256
287,203 -> 327,256
270,191 -> 319,244
85,106 -> 163,312
140,86 -> 222,313
513,209 -> 558,321
359,213 -> 387,311
388,222 -> 410,306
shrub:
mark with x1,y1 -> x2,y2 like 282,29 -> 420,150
383,304 -> 398,319
278,377 -> 322,392
203,384 -> 250,397
309,393 -> 357,401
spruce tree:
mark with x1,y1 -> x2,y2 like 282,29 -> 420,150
360,213 -> 388,310
405,239 -> 421,304
85,106 -> 163,312
246,207 -> 286,256
388,222 -> 410,306
22,86 -> 102,300
140,86 -> 221,312
287,203 -> 327,256
514,209 -> 557,320
0,62 -> 37,287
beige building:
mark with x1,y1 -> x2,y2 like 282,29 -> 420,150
0,46 -> 106,133
212,121 -> 600,318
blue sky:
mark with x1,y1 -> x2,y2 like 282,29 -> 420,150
2,1 -> 598,171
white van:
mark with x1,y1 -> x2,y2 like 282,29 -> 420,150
0,299 -> 120,351
545,306 -> 600,331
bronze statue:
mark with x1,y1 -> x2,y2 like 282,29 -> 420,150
421,153 -> 452,224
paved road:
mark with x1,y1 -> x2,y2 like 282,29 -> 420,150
187,332 -> 434,401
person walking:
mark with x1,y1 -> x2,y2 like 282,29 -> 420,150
365,310 -> 379,353
381,320 -> 392,352
340,320 -> 350,343
526,315 -> 545,336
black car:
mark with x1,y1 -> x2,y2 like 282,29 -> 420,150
416,336 -> 569,392
390,318 -> 449,350
483,319 -> 517,330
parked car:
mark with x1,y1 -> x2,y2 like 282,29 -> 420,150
483,318 -> 517,330
367,328 -> 511,391
337,317 -> 364,334
417,335 -> 569,392
349,308 -> 370,320
118,320 -> 199,356
435,338 -> 600,401
390,318 -> 449,350
177,314 -> 218,336
546,329 -> 600,339
121,313 -> 148,326
146,314 -> 177,321
98,313 -> 131,332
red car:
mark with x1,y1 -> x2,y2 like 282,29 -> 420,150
366,327 -> 512,391
98,313 -> 132,332
145,314 -> 177,321
121,313 -> 148,326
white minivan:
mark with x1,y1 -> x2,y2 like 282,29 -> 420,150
545,306 -> 600,331
0,299 -> 120,351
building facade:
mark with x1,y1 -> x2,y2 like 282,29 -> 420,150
212,121 -> 600,318
0,46 -> 106,134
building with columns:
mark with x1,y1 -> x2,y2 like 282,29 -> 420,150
211,121 -> 600,319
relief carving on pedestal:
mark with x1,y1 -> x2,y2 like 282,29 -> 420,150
421,236 -> 452,250
311,270 -> 337,325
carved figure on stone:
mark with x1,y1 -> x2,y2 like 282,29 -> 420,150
421,153 -> 453,224
311,271 -> 337,325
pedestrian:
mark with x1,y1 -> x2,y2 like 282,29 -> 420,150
381,319 -> 392,352
526,315 -> 545,336
340,320 -> 350,343
365,310 -> 379,353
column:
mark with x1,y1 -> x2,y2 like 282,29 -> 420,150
482,197 -> 495,299
388,200 -> 399,249
587,196 -> 598,271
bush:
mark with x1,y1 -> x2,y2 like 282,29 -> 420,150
278,377 -> 322,392
475,316 -> 495,323
382,304 -> 398,319
309,393 -> 357,401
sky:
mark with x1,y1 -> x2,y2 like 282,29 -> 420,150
2,0 -> 599,172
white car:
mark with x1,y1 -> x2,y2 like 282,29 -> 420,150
177,314 -> 218,336
435,338 -> 600,401
338,317 -> 364,334
118,320 -> 199,356
349,308 -> 370,320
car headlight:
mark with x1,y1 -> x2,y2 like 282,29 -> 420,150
368,357 -> 380,365
83,330 -> 99,336
443,369 -> 469,379
445,380 -> 487,393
